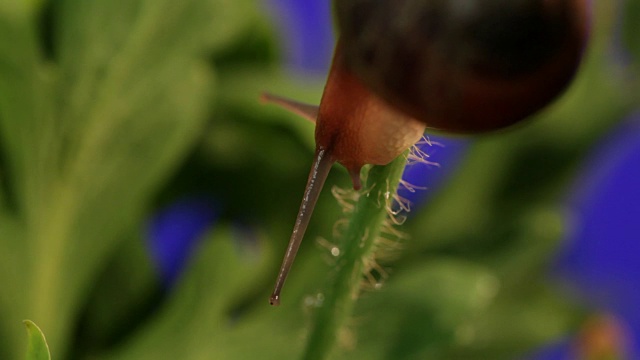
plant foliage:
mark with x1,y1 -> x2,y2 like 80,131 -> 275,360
0,0 -> 638,359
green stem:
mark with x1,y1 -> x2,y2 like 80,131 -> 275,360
302,153 -> 408,360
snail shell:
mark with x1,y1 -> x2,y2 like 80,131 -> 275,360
334,0 -> 589,132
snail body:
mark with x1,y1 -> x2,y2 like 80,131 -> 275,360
263,41 -> 425,306
315,42 -> 427,188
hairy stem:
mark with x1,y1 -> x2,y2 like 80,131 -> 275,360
302,152 -> 408,360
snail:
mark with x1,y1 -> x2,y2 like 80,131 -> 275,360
263,43 -> 426,306
263,0 -> 588,305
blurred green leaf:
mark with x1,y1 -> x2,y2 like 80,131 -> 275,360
0,1 -> 57,217
99,225 -> 296,360
23,320 -> 51,360
329,258 -> 578,360
339,259 -> 498,360
622,0 -> 640,66
73,230 -> 160,355
0,0 -> 262,357
0,1 -> 637,360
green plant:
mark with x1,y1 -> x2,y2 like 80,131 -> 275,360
0,1 -> 638,359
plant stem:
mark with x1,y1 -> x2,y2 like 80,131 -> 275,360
302,153 -> 408,360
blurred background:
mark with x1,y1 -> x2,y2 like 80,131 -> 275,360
0,0 -> 639,359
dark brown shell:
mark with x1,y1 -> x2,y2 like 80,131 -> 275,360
334,0 -> 589,133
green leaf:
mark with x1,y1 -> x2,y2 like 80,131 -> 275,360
0,2 -> 58,217
622,0 -> 640,66
100,225 -> 286,360
23,320 -> 51,360
0,0 -> 264,357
